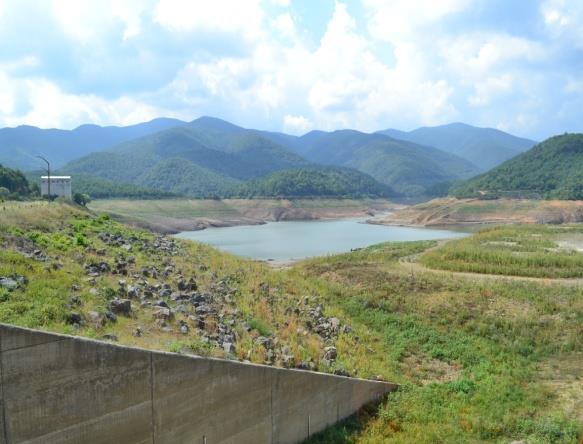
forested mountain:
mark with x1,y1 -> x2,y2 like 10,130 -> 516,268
235,167 -> 392,198
267,129 -> 479,196
451,134 -> 583,199
0,164 -> 36,198
378,123 -> 536,170
60,117 -> 311,197
6,115 -> 542,199
0,117 -> 185,171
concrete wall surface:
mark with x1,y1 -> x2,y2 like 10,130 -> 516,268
0,324 -> 397,444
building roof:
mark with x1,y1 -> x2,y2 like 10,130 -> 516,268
41,176 -> 71,180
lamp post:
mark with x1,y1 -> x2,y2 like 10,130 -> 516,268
36,155 -> 50,202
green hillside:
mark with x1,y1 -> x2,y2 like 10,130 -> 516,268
235,167 -> 392,198
379,123 -> 535,170
290,130 -> 479,196
0,164 -> 36,198
61,117 -> 310,197
452,134 -> 583,199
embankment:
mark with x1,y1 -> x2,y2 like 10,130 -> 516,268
374,197 -> 583,227
88,198 -> 399,233
0,323 -> 396,444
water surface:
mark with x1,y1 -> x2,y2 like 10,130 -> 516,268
176,218 -> 467,262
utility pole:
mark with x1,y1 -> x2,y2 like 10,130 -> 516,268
36,155 -> 50,202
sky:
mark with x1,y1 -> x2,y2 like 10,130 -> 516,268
0,0 -> 582,140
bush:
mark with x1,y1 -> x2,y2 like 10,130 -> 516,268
73,193 -> 91,207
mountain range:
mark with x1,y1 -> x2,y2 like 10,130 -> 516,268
0,116 -> 537,198
378,123 -> 536,171
0,118 -> 185,171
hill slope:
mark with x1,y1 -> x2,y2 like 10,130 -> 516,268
451,134 -> 583,199
379,122 -> 536,170
278,130 -> 479,196
61,117 -> 312,197
235,166 -> 393,198
0,118 -> 185,171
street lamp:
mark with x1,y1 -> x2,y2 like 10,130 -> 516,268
36,155 -> 50,202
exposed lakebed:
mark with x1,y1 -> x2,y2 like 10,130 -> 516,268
175,217 -> 467,262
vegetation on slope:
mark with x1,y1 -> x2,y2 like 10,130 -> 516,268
60,117 -> 309,197
300,241 -> 582,443
452,134 -> 583,199
234,167 -> 392,199
1,203 -> 581,442
379,122 -> 535,170
0,164 -> 37,199
286,130 -> 479,196
420,224 -> 583,278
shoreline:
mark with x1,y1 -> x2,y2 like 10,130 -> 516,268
88,198 -> 403,234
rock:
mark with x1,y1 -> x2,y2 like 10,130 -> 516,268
133,326 -> 143,337
223,342 -> 236,354
101,334 -> 118,342
179,320 -> 189,334
256,336 -> 272,349
297,361 -> 316,371
71,284 -> 80,291
109,298 -> 132,316
105,311 -> 117,323
68,295 -> 82,307
154,299 -> 169,308
121,244 -> 132,251
0,277 -> 18,290
89,288 -> 98,296
153,306 -> 174,321
266,349 -> 275,363
87,311 -> 105,328
127,286 -> 139,299
333,368 -> 351,377
66,312 -> 83,325
330,317 -> 340,330
324,346 -> 337,361
282,355 -> 295,368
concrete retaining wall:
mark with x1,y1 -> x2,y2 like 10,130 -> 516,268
0,324 -> 397,444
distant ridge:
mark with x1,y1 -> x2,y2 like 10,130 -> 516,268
1,115 -> 539,198
378,122 -> 536,170
0,117 -> 186,171
263,129 -> 479,196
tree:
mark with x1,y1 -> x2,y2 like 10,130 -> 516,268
73,193 -> 91,207
0,187 -> 9,199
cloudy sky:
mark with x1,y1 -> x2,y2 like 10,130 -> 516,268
0,0 -> 581,139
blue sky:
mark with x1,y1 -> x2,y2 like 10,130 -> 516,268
0,0 -> 582,139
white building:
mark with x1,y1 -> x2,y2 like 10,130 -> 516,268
41,176 -> 72,200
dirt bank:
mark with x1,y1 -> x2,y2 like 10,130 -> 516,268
373,198 -> 583,227
89,198 -> 399,234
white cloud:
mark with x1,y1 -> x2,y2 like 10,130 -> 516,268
469,74 -> 514,107
272,13 -> 295,39
154,0 -> 264,40
283,114 -> 311,134
364,0 -> 468,42
542,0 -> 583,46
0,0 -> 580,140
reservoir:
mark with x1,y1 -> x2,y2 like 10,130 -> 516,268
175,218 -> 467,262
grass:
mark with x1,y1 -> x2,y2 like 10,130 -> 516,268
297,242 -> 583,443
1,203 -> 582,442
420,224 -> 583,278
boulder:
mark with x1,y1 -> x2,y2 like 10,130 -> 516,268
109,298 -> 132,316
